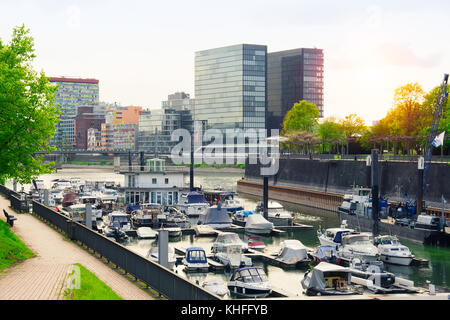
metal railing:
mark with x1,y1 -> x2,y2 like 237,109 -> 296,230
31,200 -> 219,300
280,153 -> 450,163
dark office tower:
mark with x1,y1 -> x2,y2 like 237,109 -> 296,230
195,44 -> 267,131
267,48 -> 324,131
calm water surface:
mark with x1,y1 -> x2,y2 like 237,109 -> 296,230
8,168 -> 450,296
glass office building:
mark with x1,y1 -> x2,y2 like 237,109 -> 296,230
267,48 -> 324,131
194,44 -> 267,131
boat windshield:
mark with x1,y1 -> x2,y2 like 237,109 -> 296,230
188,250 -> 206,262
239,268 -> 267,283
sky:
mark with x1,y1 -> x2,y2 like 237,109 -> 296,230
0,0 -> 449,124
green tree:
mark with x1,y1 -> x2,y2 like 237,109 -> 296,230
0,25 -> 60,184
282,100 -> 319,134
422,84 -> 450,150
317,117 -> 344,153
339,114 -> 366,154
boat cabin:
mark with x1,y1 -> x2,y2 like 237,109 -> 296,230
185,247 -> 208,264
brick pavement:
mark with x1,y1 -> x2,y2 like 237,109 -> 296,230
0,195 -> 153,300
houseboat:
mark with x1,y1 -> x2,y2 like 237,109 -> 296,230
120,158 -> 188,207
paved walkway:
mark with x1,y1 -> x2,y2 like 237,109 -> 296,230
0,195 -> 153,300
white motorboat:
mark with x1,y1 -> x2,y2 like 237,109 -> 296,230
339,233 -> 380,263
276,239 -> 311,267
374,235 -> 414,266
98,189 -> 118,202
136,227 -> 158,239
51,179 -> 72,191
102,211 -> 131,232
257,200 -> 294,226
245,214 -> 273,235
182,247 -> 209,272
227,267 -> 272,298
301,262 -> 360,296
193,224 -> 218,237
176,191 -> 210,217
317,227 -> 354,248
70,177 -> 83,189
232,210 -> 256,227
247,236 -> 265,252
214,243 -> 252,269
220,199 -> 244,213
202,280 -> 229,297
146,246 -> 176,269
211,232 -> 248,253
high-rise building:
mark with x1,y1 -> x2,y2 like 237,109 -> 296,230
267,48 -> 324,130
49,77 -> 99,148
162,92 -> 194,112
194,44 -> 267,131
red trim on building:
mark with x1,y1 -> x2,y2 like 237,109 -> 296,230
48,77 -> 99,84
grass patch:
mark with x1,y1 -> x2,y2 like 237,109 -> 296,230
0,219 -> 35,272
65,263 -> 123,300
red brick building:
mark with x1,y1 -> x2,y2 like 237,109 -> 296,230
74,106 -> 105,149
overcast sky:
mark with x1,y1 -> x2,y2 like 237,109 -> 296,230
1,0 -> 449,124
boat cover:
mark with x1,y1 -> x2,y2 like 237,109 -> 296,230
305,262 -> 351,290
278,240 -> 308,263
315,245 -> 338,260
245,214 -> 273,230
198,206 -> 232,226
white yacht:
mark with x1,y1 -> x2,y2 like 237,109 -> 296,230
220,199 -> 244,213
374,235 -> 414,266
317,227 -> 354,248
339,233 -> 380,262
245,214 -> 273,235
214,243 -> 252,269
146,246 -> 176,269
211,232 -> 248,253
257,200 -> 294,226
176,191 -> 210,217
227,267 -> 272,298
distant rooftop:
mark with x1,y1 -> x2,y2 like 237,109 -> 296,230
48,77 -> 99,84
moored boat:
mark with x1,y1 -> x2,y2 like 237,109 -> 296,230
136,227 -> 158,239
227,267 -> 272,298
301,262 -> 360,296
276,239 -> 310,267
245,214 -> 273,235
182,247 -> 209,272
374,235 -> 414,266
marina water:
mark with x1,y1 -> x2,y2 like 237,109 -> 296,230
9,168 -> 450,296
